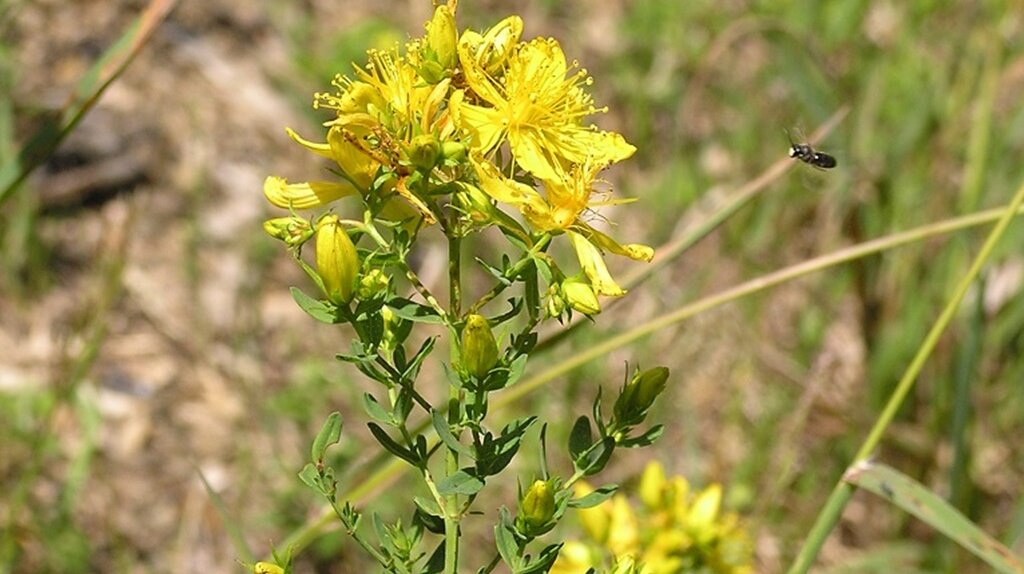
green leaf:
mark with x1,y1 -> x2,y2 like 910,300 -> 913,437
568,416 -> 592,460
578,437 -> 615,476
431,409 -> 475,459
516,543 -> 564,574
310,412 -> 343,462
844,461 -> 1024,574
367,423 -> 420,466
361,393 -> 394,425
618,424 -> 665,448
290,287 -> 338,324
494,509 -> 521,570
388,297 -> 445,324
298,463 -> 322,492
569,484 -> 618,509
436,469 -> 485,496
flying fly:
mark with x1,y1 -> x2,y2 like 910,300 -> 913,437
787,133 -> 837,169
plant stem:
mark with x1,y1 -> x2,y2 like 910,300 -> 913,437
444,229 -> 462,574
786,177 -> 1024,573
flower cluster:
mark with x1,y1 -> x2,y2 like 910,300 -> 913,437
262,0 -> 652,315
552,462 -> 753,574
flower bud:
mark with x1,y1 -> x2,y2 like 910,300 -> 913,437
546,287 -> 566,318
519,479 -> 556,531
426,5 -> 458,71
453,183 -> 495,227
407,134 -> 441,171
613,367 -> 669,425
461,314 -> 498,378
263,216 -> 314,247
562,278 -> 601,315
316,215 -> 360,305
441,140 -> 467,163
356,268 -> 390,301
476,15 -> 523,75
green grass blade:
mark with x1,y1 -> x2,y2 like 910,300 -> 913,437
844,461 -> 1024,574
196,465 -> 255,564
0,0 -> 177,206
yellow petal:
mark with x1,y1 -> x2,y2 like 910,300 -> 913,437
263,176 -> 357,209
568,231 -> 626,297
285,128 -> 333,159
581,225 -> 654,262
451,90 -> 507,154
327,126 -> 379,189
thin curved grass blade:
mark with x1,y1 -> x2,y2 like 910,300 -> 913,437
844,461 -> 1024,574
0,0 -> 177,206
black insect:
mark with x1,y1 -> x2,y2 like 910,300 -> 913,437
787,131 -> 837,169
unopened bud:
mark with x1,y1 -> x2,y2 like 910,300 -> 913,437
519,479 -> 556,532
426,5 -> 458,71
316,215 -> 360,305
613,366 -> 669,425
476,16 -> 522,75
546,287 -> 566,318
461,314 -> 498,378
263,216 -> 314,247
441,140 -> 467,163
407,134 -> 441,171
608,555 -> 641,574
357,269 -> 390,301
562,278 -> 601,315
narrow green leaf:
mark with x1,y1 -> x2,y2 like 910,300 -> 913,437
196,465 -> 254,563
430,409 -> 475,459
516,542 -> 564,574
388,297 -> 445,324
436,469 -> 484,496
569,484 -> 618,509
361,393 -> 394,425
367,423 -> 420,466
310,411 -> 343,462
290,287 -> 338,324
844,461 -> 1024,574
618,424 -> 665,448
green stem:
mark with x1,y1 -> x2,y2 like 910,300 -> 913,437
329,501 -> 389,565
786,178 -> 1024,574
467,234 -> 552,315
444,229 -> 462,574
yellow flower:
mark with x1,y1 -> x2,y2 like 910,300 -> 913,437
453,36 -> 635,182
471,156 -> 653,296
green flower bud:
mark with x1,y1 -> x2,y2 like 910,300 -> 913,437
357,268 -> 390,301
608,555 -> 642,574
263,216 -> 314,247
407,134 -> 441,171
426,5 -> 458,71
546,287 -> 566,318
562,278 -> 601,315
519,479 -> 556,531
613,366 -> 669,425
461,314 -> 498,378
441,140 -> 467,163
316,215 -> 360,305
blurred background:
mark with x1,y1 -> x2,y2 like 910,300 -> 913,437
3,0 -> 1024,572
